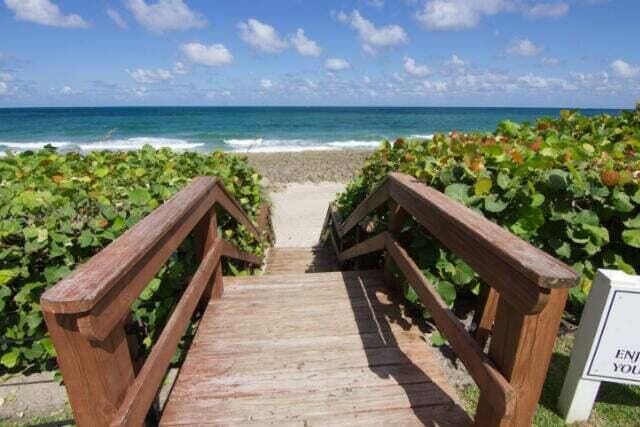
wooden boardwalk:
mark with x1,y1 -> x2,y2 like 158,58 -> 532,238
160,248 -> 471,426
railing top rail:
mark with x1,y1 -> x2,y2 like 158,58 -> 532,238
41,177 -> 262,315
388,173 -> 578,290
333,173 -> 578,293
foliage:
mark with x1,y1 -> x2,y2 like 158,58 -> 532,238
337,108 -> 640,316
0,146 -> 266,373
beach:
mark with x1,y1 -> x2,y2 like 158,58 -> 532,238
244,149 -> 373,185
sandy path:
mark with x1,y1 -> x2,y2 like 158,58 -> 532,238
269,182 -> 345,247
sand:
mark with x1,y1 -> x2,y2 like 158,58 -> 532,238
244,150 -> 372,185
269,182 -> 345,247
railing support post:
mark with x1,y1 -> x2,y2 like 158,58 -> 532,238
43,311 -> 135,427
194,207 -> 223,301
474,288 -> 569,426
384,199 -> 406,293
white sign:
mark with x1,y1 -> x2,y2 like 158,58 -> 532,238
559,269 -> 640,423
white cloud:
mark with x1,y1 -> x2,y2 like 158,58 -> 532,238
4,0 -> 88,28
290,29 -> 322,57
325,58 -> 350,72
173,62 -> 187,75
416,0 -> 509,30
610,59 -> 639,79
59,85 -> 80,95
446,54 -> 466,67
260,79 -> 273,89
238,19 -> 288,53
366,0 -> 385,8
524,2 -> 569,19
107,8 -> 127,29
507,38 -> 543,57
0,81 -> 7,96
541,56 -> 560,65
422,79 -> 449,92
337,10 -> 407,53
125,0 -> 206,33
127,68 -> 174,84
404,57 -> 431,77
181,43 -> 233,66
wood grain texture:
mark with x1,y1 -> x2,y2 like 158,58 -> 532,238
265,247 -> 338,274
160,270 -> 470,426
389,173 -> 578,290
41,177 -> 219,314
338,178 -> 390,238
110,237 -> 222,427
338,231 -> 387,263
386,236 -> 514,418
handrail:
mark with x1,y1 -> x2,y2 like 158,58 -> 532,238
41,177 -> 272,427
322,172 -> 579,426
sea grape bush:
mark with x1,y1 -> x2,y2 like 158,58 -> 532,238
0,146 -> 266,373
337,108 -> 640,317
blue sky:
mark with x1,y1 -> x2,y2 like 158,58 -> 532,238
0,0 -> 638,108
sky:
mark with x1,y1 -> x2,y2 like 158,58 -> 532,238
0,0 -> 638,108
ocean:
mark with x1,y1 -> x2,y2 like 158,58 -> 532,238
0,107 -> 622,153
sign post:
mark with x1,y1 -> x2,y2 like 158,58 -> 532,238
559,269 -> 640,423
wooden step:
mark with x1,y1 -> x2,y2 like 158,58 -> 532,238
161,270 -> 470,426
264,247 -> 338,275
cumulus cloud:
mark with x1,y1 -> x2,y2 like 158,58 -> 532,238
173,62 -> 187,75
507,38 -> 543,56
125,0 -> 206,33
404,57 -> 431,77
290,29 -> 322,57
524,2 -> 569,19
325,58 -> 350,72
422,79 -> 449,93
260,79 -> 273,89
181,43 -> 233,66
59,85 -> 80,95
107,8 -> 127,29
0,72 -> 11,96
127,68 -> 174,84
446,54 -> 466,67
416,0 -> 509,30
238,19 -> 288,53
337,10 -> 407,53
4,0 -> 88,28
0,82 -> 7,96
610,59 -> 639,79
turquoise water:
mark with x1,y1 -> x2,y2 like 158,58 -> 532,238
0,107 -> 622,153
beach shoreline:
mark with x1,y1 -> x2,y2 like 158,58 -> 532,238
243,149 -> 373,185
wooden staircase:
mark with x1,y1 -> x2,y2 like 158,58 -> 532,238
160,248 -> 470,425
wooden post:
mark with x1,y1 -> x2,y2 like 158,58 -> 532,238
384,200 -> 407,293
474,288 -> 569,426
43,311 -> 135,427
194,207 -> 223,301
474,286 -> 499,349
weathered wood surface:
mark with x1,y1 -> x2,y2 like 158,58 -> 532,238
160,270 -> 471,426
265,247 -> 338,274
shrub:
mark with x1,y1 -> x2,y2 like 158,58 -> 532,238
337,108 -> 640,317
0,146 -> 266,373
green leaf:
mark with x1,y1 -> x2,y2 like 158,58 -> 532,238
78,230 -> 94,248
444,183 -> 471,204
624,213 -> 640,229
622,229 -> 640,248
484,194 -> 508,213
547,169 -> 569,191
94,166 -> 109,177
496,172 -> 511,190
531,194 -> 545,208
436,280 -> 457,307
431,331 -> 448,347
129,188 -> 151,206
474,177 -> 492,196
0,268 -> 19,286
613,191 -> 634,213
1,349 -> 20,369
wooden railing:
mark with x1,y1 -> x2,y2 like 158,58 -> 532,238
321,172 -> 579,427
40,177 -> 272,427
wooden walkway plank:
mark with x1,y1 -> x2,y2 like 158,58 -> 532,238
160,266 -> 470,426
